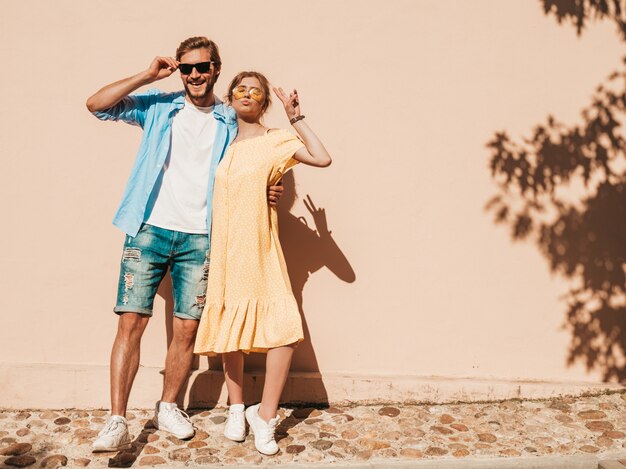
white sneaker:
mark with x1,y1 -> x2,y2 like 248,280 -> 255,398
223,404 -> 246,441
245,403 -> 280,455
152,401 -> 194,439
92,415 -> 131,452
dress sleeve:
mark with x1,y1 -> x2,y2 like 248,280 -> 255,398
271,130 -> 305,182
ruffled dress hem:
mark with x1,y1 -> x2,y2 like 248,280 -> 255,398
194,337 -> 304,357
193,296 -> 304,357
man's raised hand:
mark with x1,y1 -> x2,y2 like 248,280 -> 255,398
86,56 -> 178,113
147,56 -> 179,82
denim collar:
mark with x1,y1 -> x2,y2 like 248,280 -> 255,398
174,93 -> 236,125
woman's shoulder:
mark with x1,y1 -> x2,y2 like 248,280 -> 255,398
266,127 -> 290,135
266,128 -> 299,142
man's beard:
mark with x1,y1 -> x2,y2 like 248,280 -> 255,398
184,77 -> 216,100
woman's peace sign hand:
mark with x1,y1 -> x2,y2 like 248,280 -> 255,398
273,86 -> 300,120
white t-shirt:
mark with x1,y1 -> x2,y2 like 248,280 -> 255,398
146,100 -> 217,234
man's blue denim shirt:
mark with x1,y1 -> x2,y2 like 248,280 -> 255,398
93,89 -> 237,245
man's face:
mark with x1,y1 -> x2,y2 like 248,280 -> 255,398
179,48 -> 219,101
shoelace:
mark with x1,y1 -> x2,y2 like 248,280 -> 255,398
165,407 -> 192,425
257,419 -> 277,444
98,418 -> 122,437
229,410 -> 245,425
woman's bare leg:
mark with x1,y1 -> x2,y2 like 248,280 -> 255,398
222,351 -> 244,404
258,344 -> 296,422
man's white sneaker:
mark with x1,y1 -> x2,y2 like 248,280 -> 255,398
245,403 -> 280,455
223,404 -> 246,442
92,415 -> 132,452
152,401 -> 194,439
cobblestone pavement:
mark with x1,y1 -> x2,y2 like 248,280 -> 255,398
0,392 -> 625,467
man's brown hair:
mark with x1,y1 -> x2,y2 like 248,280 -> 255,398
175,36 -> 221,66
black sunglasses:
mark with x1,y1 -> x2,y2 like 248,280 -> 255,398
179,61 -> 214,75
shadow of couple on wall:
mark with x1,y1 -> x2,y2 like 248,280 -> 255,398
486,0 -> 626,383
156,170 -> 355,410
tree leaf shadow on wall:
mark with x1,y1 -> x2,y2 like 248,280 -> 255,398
486,1 -> 626,381
542,0 -> 626,41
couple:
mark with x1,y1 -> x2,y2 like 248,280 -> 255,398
86,36 -> 331,456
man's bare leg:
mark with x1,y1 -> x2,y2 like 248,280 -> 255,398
151,317 -> 198,439
110,312 -> 150,416
93,312 -> 149,452
161,317 -> 199,403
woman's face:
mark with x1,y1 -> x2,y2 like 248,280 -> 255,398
231,76 -> 266,120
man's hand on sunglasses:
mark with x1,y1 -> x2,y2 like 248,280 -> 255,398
146,56 -> 179,82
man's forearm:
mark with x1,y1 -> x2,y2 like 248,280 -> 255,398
86,70 -> 154,113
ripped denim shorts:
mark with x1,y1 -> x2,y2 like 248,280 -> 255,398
114,224 -> 210,320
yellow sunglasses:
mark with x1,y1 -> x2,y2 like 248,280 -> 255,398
232,85 -> 265,103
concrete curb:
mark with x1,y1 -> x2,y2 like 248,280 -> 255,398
2,363 -> 624,409
599,460 -> 626,469
151,453 -> 626,469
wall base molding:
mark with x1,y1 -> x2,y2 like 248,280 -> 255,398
1,362 -> 623,409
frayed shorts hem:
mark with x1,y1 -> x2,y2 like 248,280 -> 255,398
113,307 -> 153,316
173,311 -> 201,321
113,306 -> 201,321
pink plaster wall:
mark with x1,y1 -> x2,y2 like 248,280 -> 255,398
0,0 -> 623,407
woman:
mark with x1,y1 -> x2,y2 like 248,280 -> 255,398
194,71 -> 331,455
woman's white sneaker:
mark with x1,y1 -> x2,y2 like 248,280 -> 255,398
223,404 -> 246,441
245,403 -> 280,455
92,415 -> 131,452
152,401 -> 194,439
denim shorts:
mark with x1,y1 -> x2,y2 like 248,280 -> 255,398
114,224 -> 210,320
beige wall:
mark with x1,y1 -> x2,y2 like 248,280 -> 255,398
0,0 -> 623,408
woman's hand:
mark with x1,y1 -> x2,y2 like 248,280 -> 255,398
274,86 -> 332,168
273,86 -> 300,120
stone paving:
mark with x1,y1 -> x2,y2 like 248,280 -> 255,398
0,391 -> 625,467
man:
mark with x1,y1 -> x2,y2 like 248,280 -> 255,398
86,36 -> 283,451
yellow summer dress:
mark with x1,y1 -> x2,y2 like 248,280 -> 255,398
194,129 -> 305,355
